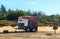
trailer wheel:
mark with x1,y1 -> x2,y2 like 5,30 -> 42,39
3,30 -> 9,33
25,28 -> 30,32
32,28 -> 37,32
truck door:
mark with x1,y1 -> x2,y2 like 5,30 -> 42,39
18,19 -> 28,29
18,19 -> 24,29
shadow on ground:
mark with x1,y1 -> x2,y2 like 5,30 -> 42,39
0,31 -> 36,34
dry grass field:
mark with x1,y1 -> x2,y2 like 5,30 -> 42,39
0,26 -> 60,39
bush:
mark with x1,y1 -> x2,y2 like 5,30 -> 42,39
0,20 -> 17,26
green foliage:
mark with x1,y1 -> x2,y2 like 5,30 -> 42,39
0,12 -> 6,20
26,9 -> 32,16
0,4 -> 60,23
7,10 -> 28,20
0,4 -> 6,13
0,4 -> 7,20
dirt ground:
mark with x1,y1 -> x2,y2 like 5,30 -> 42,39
0,26 -> 60,39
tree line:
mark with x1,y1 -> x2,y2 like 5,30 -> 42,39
0,4 -> 60,23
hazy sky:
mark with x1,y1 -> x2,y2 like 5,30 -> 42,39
0,0 -> 60,15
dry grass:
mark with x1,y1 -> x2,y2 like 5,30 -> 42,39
0,26 -> 60,39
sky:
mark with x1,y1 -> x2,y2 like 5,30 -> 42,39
0,0 -> 60,15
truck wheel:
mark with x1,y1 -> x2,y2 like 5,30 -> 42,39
25,28 -> 30,32
32,28 -> 37,32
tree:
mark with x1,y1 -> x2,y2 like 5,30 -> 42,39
0,4 -> 6,13
0,12 -> 6,20
26,9 -> 32,16
8,9 -> 11,13
7,10 -> 28,20
32,11 -> 38,16
0,5 -> 7,20
53,15 -> 60,23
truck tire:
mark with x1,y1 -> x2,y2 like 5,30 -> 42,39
25,28 -> 30,32
32,28 -> 37,32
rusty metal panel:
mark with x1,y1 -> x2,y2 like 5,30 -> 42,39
28,19 -> 38,28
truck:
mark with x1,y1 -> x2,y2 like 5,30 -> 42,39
18,16 -> 38,32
